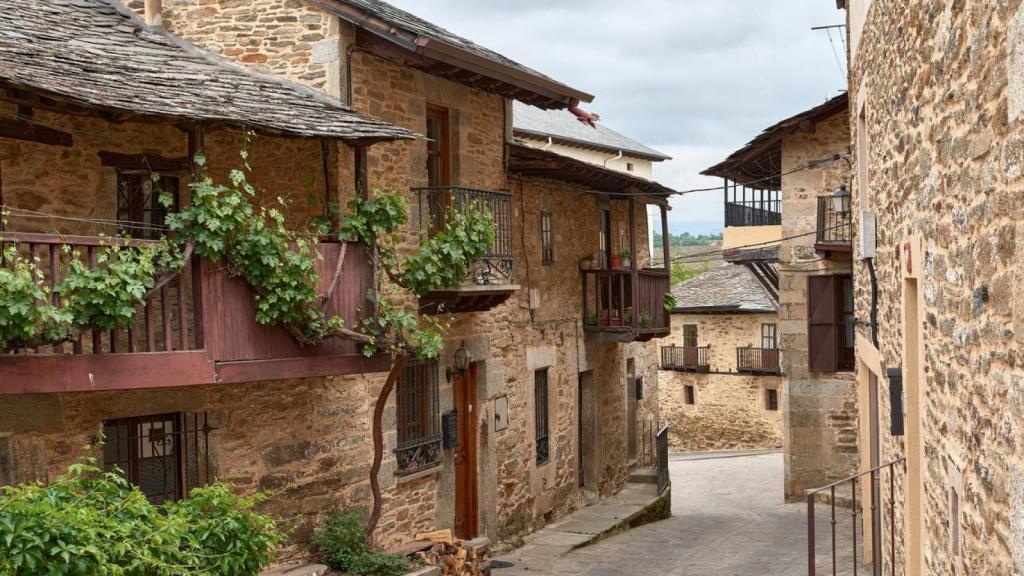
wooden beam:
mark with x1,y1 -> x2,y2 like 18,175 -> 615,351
0,117 -> 72,147
0,351 -> 215,394
215,354 -> 391,384
98,151 -> 189,172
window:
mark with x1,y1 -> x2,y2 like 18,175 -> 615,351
540,211 -> 554,265
807,274 -> 855,372
396,359 -> 442,476
766,389 -> 779,411
761,323 -> 778,349
426,105 -> 451,187
102,412 -> 212,504
626,162 -> 635,172
117,173 -> 179,240
682,324 -> 699,348
684,385 -> 695,405
535,369 -> 550,465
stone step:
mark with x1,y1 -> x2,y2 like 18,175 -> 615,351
627,468 -> 658,484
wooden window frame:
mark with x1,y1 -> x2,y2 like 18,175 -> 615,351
684,385 -> 695,405
761,323 -> 778,349
426,105 -> 451,187
808,274 -> 855,372
682,324 -> 699,348
540,210 -> 554,265
535,369 -> 550,466
396,359 -> 442,476
765,389 -> 779,411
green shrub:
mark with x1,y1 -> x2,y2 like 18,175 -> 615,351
0,458 -> 282,576
311,511 -> 408,576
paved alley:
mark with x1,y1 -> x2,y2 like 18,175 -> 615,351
494,451 -> 857,576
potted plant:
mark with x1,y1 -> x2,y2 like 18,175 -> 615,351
586,311 -> 598,326
624,306 -> 634,324
618,249 -> 632,268
598,309 -> 610,327
579,253 -> 595,270
610,310 -> 623,327
639,312 -> 652,329
609,251 -> 622,268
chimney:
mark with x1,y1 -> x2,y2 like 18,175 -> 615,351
144,0 -> 163,29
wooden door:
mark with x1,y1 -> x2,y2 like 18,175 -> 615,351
454,363 -> 479,539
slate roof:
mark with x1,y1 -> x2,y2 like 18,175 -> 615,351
671,263 -> 778,314
513,102 -> 671,161
309,0 -> 593,108
0,0 -> 416,143
508,141 -> 676,198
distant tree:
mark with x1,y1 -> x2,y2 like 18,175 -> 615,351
670,260 -> 710,285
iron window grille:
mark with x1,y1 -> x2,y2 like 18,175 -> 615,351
101,412 -> 214,504
766,389 -> 779,411
535,369 -> 550,465
540,210 -> 554,265
395,359 -> 442,476
117,172 -> 179,240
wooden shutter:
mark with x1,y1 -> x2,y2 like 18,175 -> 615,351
807,275 -> 838,372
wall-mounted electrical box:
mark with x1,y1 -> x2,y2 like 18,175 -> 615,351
859,211 -> 877,259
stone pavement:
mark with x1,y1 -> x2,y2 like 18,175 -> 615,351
494,451 -> 858,576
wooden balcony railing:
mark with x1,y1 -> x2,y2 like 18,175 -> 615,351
660,345 -> 710,372
815,195 -> 852,253
736,347 -> 781,374
581,268 -> 670,341
0,232 -> 385,394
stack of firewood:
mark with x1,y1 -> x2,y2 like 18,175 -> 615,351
388,530 -> 491,576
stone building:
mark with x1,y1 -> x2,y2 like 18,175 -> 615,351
659,264 -> 783,452
702,94 -> 856,501
839,0 -> 1024,573
0,0 -> 675,559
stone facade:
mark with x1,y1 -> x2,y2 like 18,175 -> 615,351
778,110 -> 859,500
659,312 -> 782,452
848,1 -> 1024,573
0,0 -> 666,561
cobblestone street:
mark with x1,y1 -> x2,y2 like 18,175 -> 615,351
496,451 -> 856,576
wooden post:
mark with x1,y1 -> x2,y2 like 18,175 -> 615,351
628,195 -> 638,330
660,204 -> 670,271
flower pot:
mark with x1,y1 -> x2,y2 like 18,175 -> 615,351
610,254 -> 623,268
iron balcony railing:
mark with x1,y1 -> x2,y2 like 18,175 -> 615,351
660,345 -> 710,372
736,347 -> 781,374
816,195 -> 853,246
414,186 -> 513,286
806,458 -> 906,576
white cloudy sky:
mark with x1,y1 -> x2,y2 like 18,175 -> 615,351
388,0 -> 848,234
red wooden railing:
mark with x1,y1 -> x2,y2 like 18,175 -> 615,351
0,232 -> 197,355
736,347 -> 781,374
0,233 -> 381,393
581,268 -> 670,336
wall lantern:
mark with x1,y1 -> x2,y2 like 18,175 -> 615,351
831,184 -> 851,213
445,341 -> 472,382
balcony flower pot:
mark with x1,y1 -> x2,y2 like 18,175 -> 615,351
598,310 -> 610,326
610,316 -> 623,327
618,249 -> 632,268
586,312 -> 598,326
609,254 -> 623,268
579,255 -> 595,270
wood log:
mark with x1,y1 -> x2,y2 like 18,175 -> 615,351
415,529 -> 454,545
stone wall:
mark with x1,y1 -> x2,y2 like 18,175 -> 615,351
849,1 -> 1024,573
659,311 -> 782,452
778,111 -> 858,500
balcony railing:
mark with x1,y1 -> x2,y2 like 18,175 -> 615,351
660,345 -> 710,372
815,195 -> 853,252
736,347 -> 781,374
414,186 -> 514,286
724,182 -> 781,227
0,232 -> 385,394
581,268 -> 670,341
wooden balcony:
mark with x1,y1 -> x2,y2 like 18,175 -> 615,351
815,195 -> 852,255
736,347 -> 781,375
0,232 -> 387,395
582,268 -> 671,342
413,186 -> 518,314
661,346 -> 710,372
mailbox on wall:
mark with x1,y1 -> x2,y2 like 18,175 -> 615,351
442,409 -> 459,449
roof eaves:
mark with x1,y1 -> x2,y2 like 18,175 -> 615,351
513,128 -> 672,161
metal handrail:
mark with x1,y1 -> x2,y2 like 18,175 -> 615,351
806,457 -> 906,576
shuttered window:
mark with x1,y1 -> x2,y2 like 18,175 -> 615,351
766,389 -> 779,411
807,274 -> 855,372
540,211 -> 554,265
